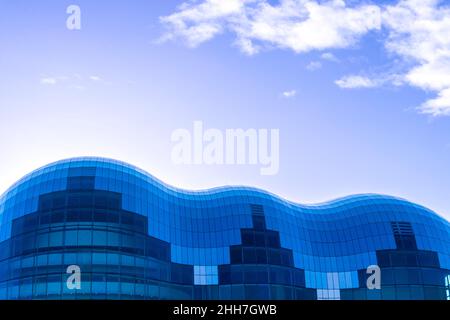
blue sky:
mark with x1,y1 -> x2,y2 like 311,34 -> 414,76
1,0 -> 450,220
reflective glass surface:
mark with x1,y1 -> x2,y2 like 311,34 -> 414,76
0,157 -> 449,300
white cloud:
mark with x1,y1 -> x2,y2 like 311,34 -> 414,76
40,76 -> 72,85
335,75 -> 379,89
40,77 -> 57,85
320,52 -> 339,62
39,74 -> 109,88
306,61 -> 322,71
382,0 -> 450,116
282,89 -> 297,98
160,0 -> 450,116
335,73 -> 404,89
68,85 -> 86,91
160,0 -> 381,55
420,88 -> 450,116
159,0 -> 246,47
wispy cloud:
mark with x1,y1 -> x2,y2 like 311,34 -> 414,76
383,0 -> 450,116
40,75 -> 75,85
335,72 -> 404,89
335,75 -> 380,89
39,74 -> 109,88
306,61 -> 322,71
40,77 -> 57,85
421,88 -> 450,116
68,84 -> 86,91
321,52 -> 339,62
282,89 -> 297,98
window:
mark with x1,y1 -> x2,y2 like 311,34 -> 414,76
391,221 -> 417,250
219,266 -> 231,284
230,267 -> 243,284
51,211 -> 65,224
417,252 -> 439,268
266,231 -> 280,248
230,246 -> 242,264
267,249 -> 282,265
255,248 -> 267,264
49,231 -> 63,246
241,230 -> 254,245
253,216 -> 266,230
242,248 -> 257,264
244,267 -> 268,284
64,230 -> 78,246
78,230 -> 92,246
269,266 -> 291,285
245,285 -> 269,299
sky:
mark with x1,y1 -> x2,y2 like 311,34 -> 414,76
0,0 -> 450,220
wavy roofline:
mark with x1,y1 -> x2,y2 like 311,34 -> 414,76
0,156 -> 444,219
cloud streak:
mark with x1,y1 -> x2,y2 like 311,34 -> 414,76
320,52 -> 339,62
40,77 -> 57,85
335,75 -> 379,89
39,74 -> 109,88
282,89 -> 297,98
306,61 -> 322,71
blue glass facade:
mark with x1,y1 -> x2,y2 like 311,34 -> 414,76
0,157 -> 449,300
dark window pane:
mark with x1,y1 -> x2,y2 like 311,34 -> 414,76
266,231 -> 280,248
252,215 -> 266,230
230,246 -> 242,264
241,230 -> 254,245
243,248 -> 257,264
255,248 -> 267,264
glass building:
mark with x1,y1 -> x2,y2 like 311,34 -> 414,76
0,157 -> 449,300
